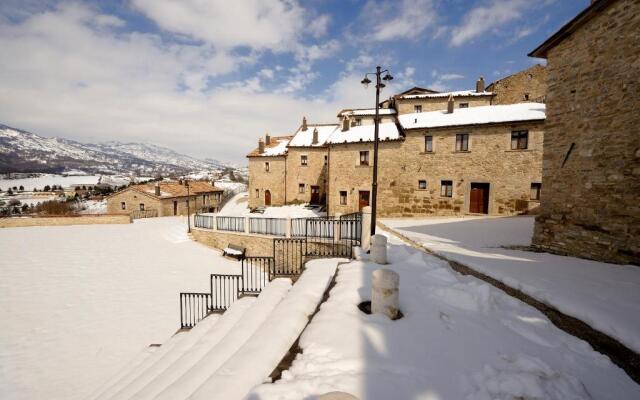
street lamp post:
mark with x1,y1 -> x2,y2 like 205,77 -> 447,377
361,66 -> 393,237
185,180 -> 191,233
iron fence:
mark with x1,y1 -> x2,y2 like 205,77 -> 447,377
130,209 -> 158,219
179,292 -> 211,329
209,274 -> 241,312
241,256 -> 273,294
249,218 -> 287,236
194,214 -> 214,229
273,238 -> 305,276
339,212 -> 362,240
216,216 -> 245,232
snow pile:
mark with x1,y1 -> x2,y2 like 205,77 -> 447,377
0,217 -> 239,400
327,122 -> 401,144
399,90 -> 493,99
215,192 -> 325,219
288,124 -> 338,147
399,102 -> 545,130
190,259 -> 343,400
262,138 -> 290,156
248,233 -> 640,399
383,216 -> 640,354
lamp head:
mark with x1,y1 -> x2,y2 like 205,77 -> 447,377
361,76 -> 372,88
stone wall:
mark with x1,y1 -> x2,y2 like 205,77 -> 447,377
247,156 -> 287,208
191,228 -> 274,257
285,147 -> 328,204
532,0 -> 640,265
488,64 -> 547,105
0,214 -> 131,228
328,121 -> 544,217
395,95 -> 492,114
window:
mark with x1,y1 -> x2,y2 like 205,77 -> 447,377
324,155 -> 328,166
299,183 -> 305,193
203,195 -> 206,203
459,103 -> 469,108
455,134 -> 469,151
354,118 -> 362,126
440,180 -> 453,197
359,151 -> 369,166
424,136 -> 433,152
265,162 -> 270,172
301,155 -> 308,166
255,189 -> 259,198
530,182 -> 541,200
121,202 -> 126,210
340,191 -> 347,205
414,105 -> 423,113
511,130 -> 529,150
524,93 -> 530,101
418,180 -> 427,190
139,203 -> 145,211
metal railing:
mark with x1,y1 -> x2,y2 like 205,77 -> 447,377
339,212 -> 362,240
216,216 -> 245,232
249,218 -> 287,236
179,292 -> 211,329
273,238 -> 305,276
194,214 -> 214,229
210,274 -> 241,312
241,257 -> 273,294
130,209 -> 158,219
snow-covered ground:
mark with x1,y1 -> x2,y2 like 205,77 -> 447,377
0,174 -> 102,191
215,192 -> 325,218
79,199 -> 108,214
0,217 -> 239,400
249,232 -> 640,399
382,216 -> 640,354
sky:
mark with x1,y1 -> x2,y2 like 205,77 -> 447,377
0,0 -> 587,164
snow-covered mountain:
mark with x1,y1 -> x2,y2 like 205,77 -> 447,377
0,123 -> 233,175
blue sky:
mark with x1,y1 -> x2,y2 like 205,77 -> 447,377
0,0 -> 587,164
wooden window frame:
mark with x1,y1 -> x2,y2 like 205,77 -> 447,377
298,183 -> 305,194
530,182 -> 542,200
455,134 -> 469,152
121,202 -> 126,210
440,180 -> 453,197
139,203 -> 145,211
418,180 -> 427,190
424,135 -> 433,153
339,191 -> 347,205
414,104 -> 423,113
511,130 -> 529,150
255,188 -> 259,198
300,155 -> 308,166
359,151 -> 369,166
265,162 -> 270,172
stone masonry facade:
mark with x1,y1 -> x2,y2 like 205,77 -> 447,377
530,0 -> 640,265
248,155 -> 287,208
285,147 -> 328,204
487,64 -> 547,105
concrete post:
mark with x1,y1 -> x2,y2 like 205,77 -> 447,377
371,234 -> 387,264
334,213 -> 342,241
361,206 -> 372,250
285,217 -> 292,238
371,268 -> 399,320
244,216 -> 250,234
212,213 -> 217,231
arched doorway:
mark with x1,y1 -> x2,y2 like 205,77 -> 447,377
264,190 -> 271,206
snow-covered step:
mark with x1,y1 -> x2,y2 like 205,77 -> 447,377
153,278 -> 293,400
127,296 -> 257,399
101,312 -> 222,400
190,259 -> 343,400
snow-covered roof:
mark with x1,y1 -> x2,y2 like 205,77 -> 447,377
337,108 -> 397,117
399,102 -> 546,130
327,122 -> 401,144
398,90 -> 494,99
288,124 -> 338,147
247,136 -> 292,157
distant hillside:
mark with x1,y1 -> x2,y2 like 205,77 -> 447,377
0,123 -> 233,175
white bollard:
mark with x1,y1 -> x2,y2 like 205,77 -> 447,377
371,268 -> 399,320
370,234 -> 387,264
361,206 -> 372,251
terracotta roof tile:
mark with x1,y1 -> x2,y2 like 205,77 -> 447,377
132,180 -> 223,198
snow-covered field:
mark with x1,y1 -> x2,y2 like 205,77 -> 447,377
382,216 -> 640,354
215,192 -> 324,218
249,232 -> 640,399
0,217 -> 239,400
0,174 -> 102,191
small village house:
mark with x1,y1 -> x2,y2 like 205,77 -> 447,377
247,135 -> 291,208
106,180 -> 223,217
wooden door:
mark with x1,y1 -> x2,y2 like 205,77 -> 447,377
470,183 -> 489,214
173,201 -> 177,216
310,186 -> 320,204
358,190 -> 370,211
265,190 -> 272,206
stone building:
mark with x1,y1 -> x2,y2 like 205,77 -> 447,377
529,0 -> 640,265
106,180 -> 223,216
487,64 -> 547,105
246,134 -> 291,208
327,102 -> 545,216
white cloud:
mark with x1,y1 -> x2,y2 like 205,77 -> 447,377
429,70 -> 466,91
355,0 -> 439,42
450,0 -> 530,47
258,68 -> 275,80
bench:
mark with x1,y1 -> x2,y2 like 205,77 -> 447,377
222,244 -> 246,260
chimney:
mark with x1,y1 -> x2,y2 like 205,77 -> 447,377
312,128 -> 319,145
342,116 -> 350,132
154,183 -> 160,196
265,132 -> 271,145
301,116 -> 308,131
447,94 -> 454,114
476,76 -> 485,93
258,138 -> 265,153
